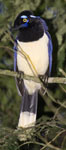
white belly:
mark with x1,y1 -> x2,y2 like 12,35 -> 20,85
17,33 -> 49,94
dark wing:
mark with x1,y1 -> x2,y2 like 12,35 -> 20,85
14,40 -> 24,96
39,19 -> 53,83
46,31 -> 53,76
41,18 -> 53,76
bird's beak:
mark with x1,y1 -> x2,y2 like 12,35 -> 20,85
12,24 -> 25,31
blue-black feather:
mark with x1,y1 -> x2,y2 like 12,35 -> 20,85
42,19 -> 53,75
46,31 -> 53,75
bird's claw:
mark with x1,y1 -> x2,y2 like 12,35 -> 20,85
18,71 -> 24,80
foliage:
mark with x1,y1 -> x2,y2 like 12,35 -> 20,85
0,0 -> 66,149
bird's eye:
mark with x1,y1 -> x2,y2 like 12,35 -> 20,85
23,18 -> 27,22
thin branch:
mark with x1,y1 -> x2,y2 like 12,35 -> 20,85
16,141 -> 44,150
41,129 -> 66,150
59,84 -> 66,93
59,68 -> 66,77
0,69 -> 66,84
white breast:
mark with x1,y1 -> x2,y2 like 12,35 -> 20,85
17,33 -> 49,94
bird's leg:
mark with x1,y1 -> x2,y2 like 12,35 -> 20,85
39,70 -> 49,96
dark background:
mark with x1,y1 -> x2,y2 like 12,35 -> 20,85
0,0 -> 66,150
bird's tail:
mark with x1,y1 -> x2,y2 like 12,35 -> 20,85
18,89 -> 38,128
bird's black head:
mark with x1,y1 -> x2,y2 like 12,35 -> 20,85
13,10 -> 45,42
14,10 -> 34,30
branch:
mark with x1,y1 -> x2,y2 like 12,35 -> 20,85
0,69 -> 66,84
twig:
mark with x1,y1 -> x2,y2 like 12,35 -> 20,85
59,68 -> 66,77
59,84 -> 66,93
41,142 -> 61,150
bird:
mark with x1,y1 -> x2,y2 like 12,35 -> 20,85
13,10 -> 53,128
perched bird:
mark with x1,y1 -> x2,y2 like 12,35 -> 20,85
13,10 -> 53,128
